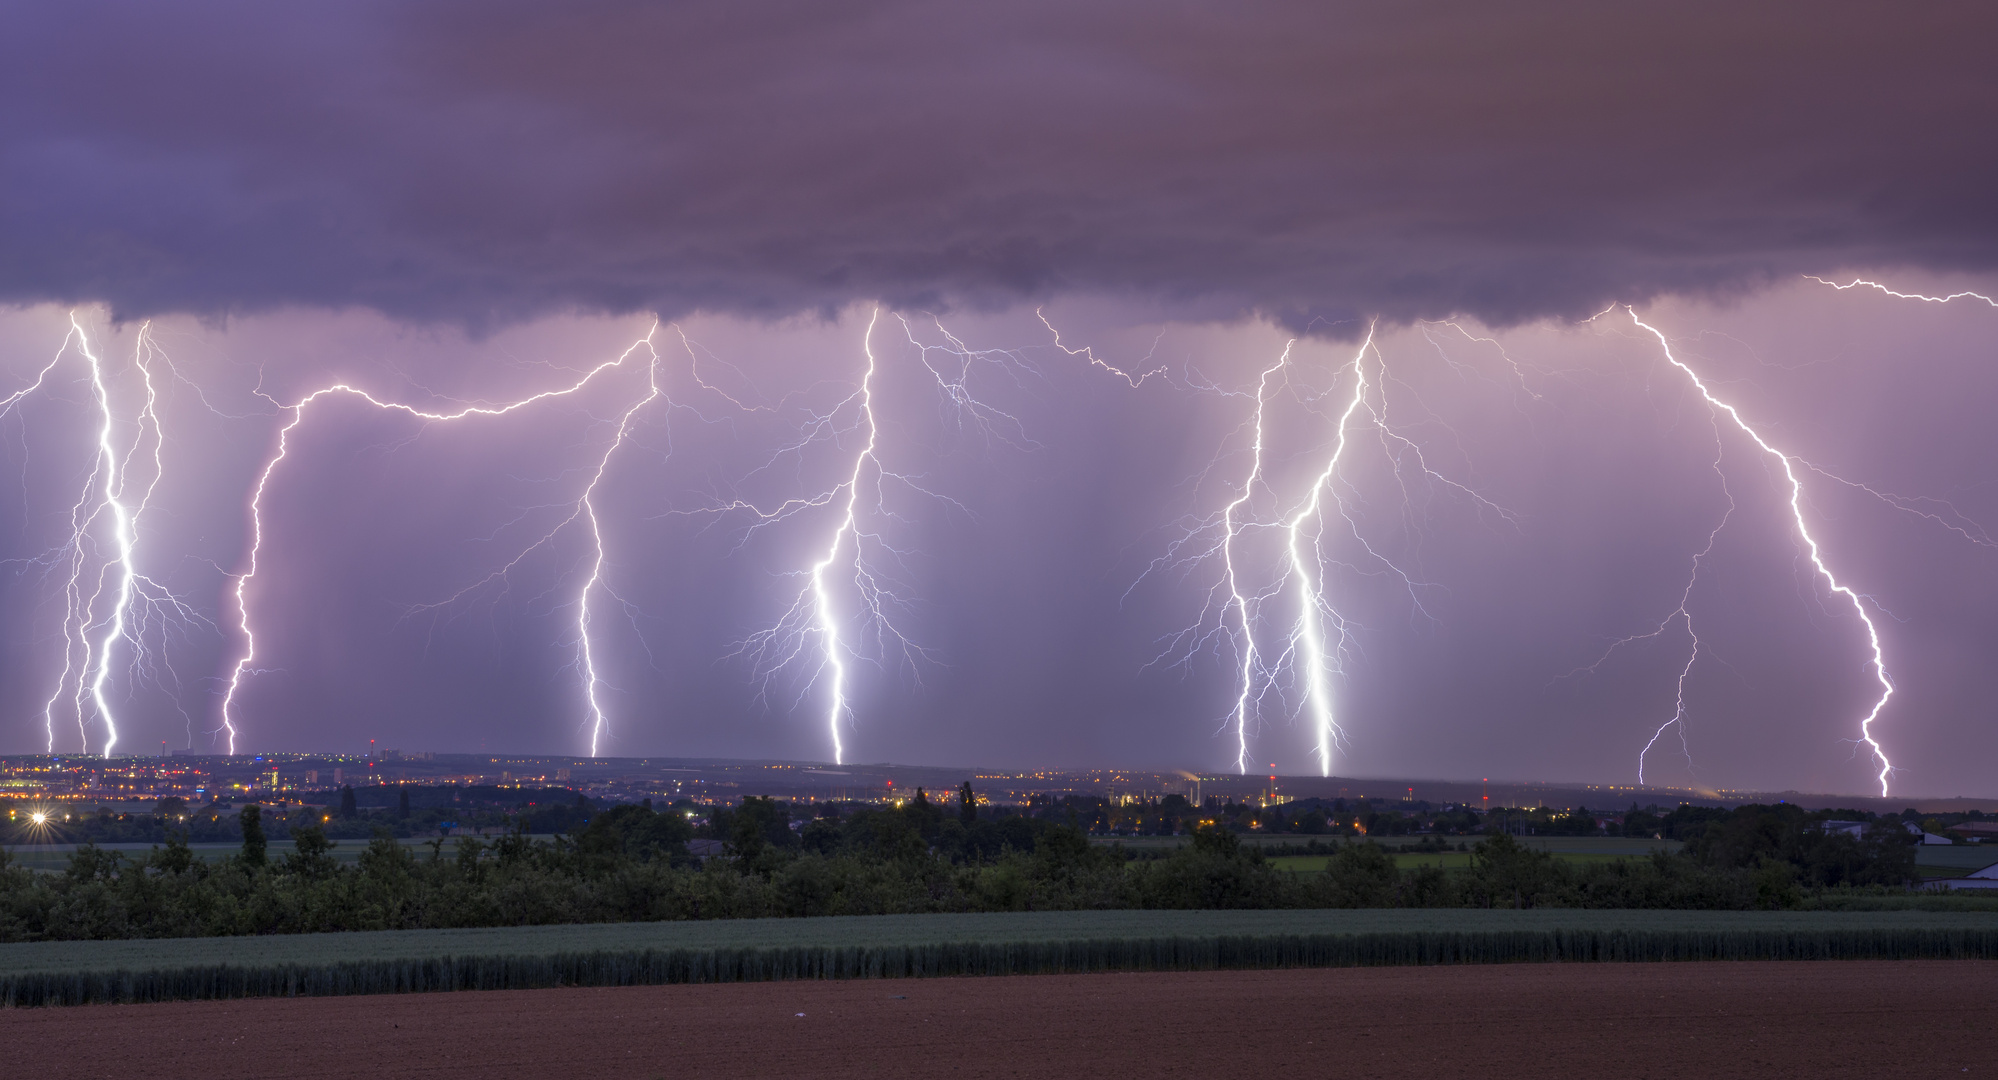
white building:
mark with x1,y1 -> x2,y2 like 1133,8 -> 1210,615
1937,862 -> 1998,891
1904,821 -> 1956,845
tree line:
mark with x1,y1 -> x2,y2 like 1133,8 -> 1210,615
0,790 -> 1965,942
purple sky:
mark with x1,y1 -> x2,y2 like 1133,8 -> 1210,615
1,3 -> 1995,797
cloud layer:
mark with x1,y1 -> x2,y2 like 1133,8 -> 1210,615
4,1 -> 1994,329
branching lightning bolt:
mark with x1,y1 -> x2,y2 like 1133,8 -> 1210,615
1558,387 -> 1735,785
2,316 -> 199,756
1627,308 -> 1896,796
709,308 -> 1061,764
1284,330 -> 1375,777
725,310 -> 894,766
1036,308 -> 1170,388
1140,327 -> 1505,776
222,329 -> 663,756
1217,344 -> 1293,775
576,346 -> 664,757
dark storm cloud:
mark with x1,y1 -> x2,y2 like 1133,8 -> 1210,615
2,2 -> 1993,329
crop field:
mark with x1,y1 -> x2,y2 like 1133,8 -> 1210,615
3,907 -> 1996,1008
11,962 -> 1997,1079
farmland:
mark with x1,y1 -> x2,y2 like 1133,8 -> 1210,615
3,907 -> 1996,1007
9,961 -> 1993,1079
1912,845 -> 1998,878
1268,836 -> 1684,874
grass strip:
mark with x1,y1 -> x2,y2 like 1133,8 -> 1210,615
5,909 -> 1996,1007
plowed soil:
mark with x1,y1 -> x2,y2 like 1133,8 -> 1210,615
8,961 -> 1994,1079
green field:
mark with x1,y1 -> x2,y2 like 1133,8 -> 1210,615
4,908 -> 1996,1008
1501,837 -> 1686,855
1915,847 -> 1998,877
1269,837 -> 1684,875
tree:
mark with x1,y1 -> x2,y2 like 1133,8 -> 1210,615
338,785 -> 358,819
576,803 -> 694,867
1465,832 -> 1566,908
154,831 -> 194,874
285,824 -> 337,878
720,796 -> 796,862
958,781 -> 977,825
800,818 -> 841,855
238,804 -> 267,868
397,789 -> 410,820
1320,842 -> 1400,907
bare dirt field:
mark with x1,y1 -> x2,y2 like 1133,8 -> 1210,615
7,960 -> 1993,1079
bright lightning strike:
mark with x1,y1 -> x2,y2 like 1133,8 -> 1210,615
2,316 -> 197,756
1218,344 -> 1293,775
1626,308 -> 1896,796
72,317 -> 146,760
729,310 -> 892,766
1284,329 -> 1375,777
1142,327 -> 1504,776
576,345 -> 664,757
221,329 -> 664,757
713,308 -> 1052,765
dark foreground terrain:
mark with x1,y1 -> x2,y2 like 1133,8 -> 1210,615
9,960 -> 1994,1079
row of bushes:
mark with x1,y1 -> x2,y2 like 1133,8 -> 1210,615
0,795 -> 1963,942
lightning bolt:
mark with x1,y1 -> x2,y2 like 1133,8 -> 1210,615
1807,276 -> 1998,308
1036,308 -> 1171,388
8,328 -> 96,754
1284,330 -> 1375,777
1141,326 -> 1505,776
1626,308 -> 1896,796
1217,344 -> 1294,775
2,316 -> 199,756
712,307 -> 1066,764
1556,377 -> 1735,786
576,343 -> 665,757
728,310 -> 891,766
222,329 -> 663,756
71,316 -> 151,759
